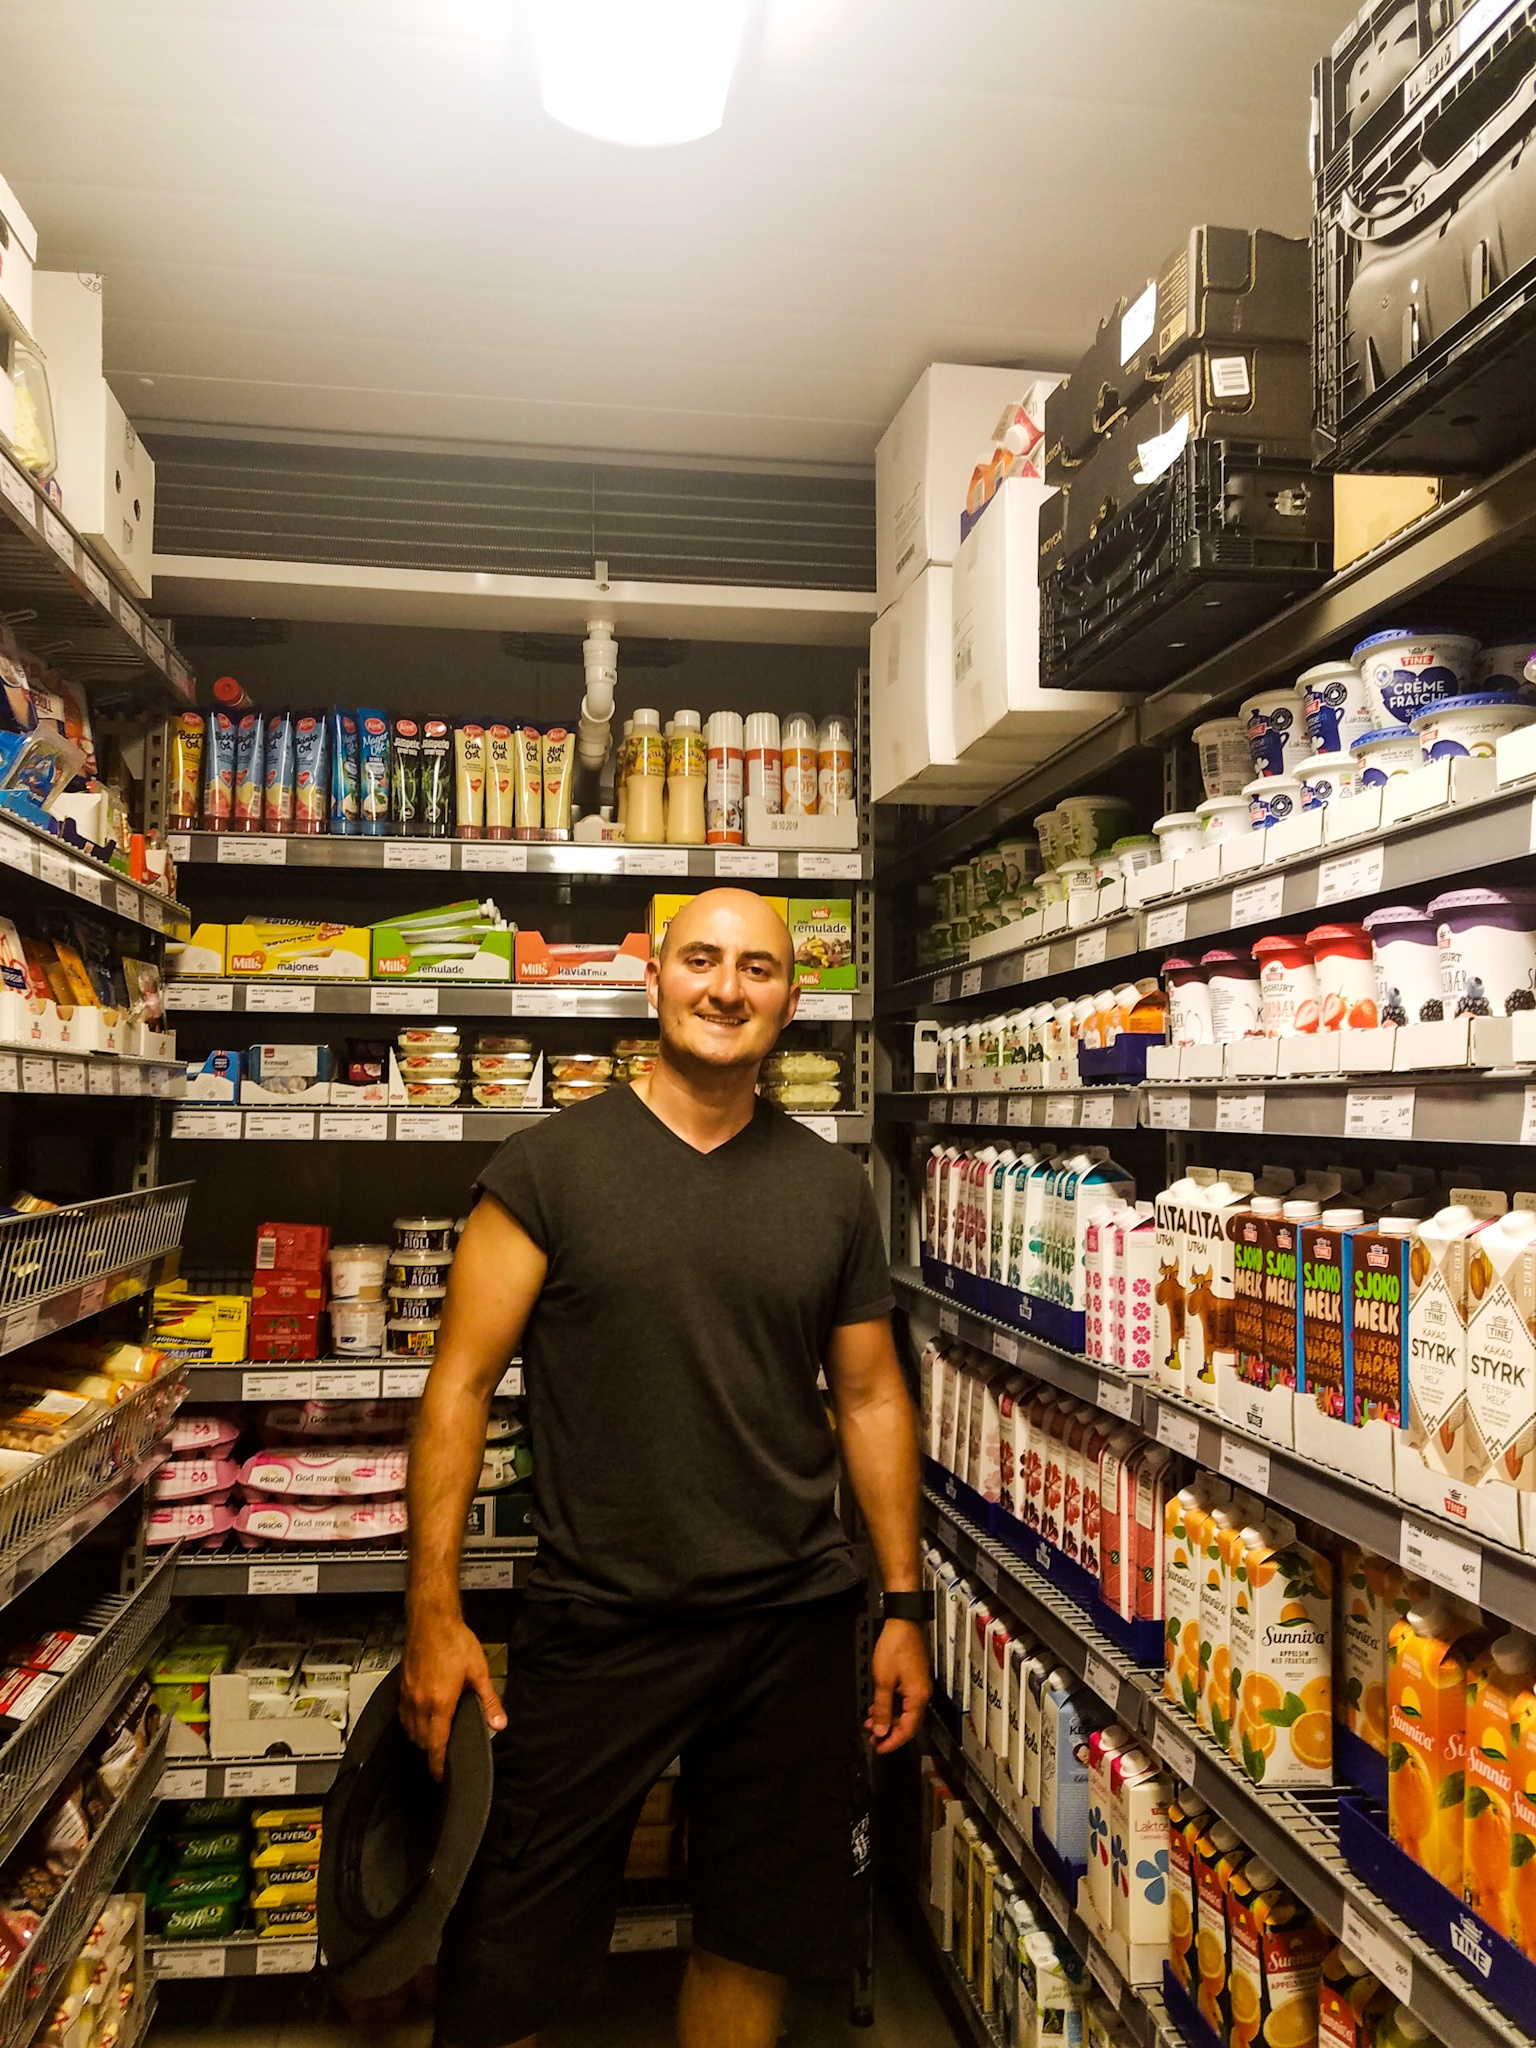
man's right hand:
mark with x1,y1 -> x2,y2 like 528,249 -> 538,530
400,1610 -> 508,1780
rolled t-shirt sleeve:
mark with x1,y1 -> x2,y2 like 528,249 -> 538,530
833,1173 -> 894,1326
475,1136 -> 550,1252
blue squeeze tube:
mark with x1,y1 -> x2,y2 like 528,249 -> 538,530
329,709 -> 360,836
357,709 -> 390,837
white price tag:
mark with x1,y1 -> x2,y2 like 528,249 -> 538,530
513,987 -> 579,1016
795,990 -> 853,1020
115,884 -> 139,920
611,1916 -> 681,1954
55,1061 -> 85,1095
245,1112 -> 315,1141
927,1097 -> 948,1122
1318,843 -> 1385,906
461,1557 -> 518,1588
1216,1092 -> 1265,1133
936,1514 -> 959,1552
167,982 -> 235,1012
1344,1089 -> 1415,1140
71,865 -> 103,905
1219,1435 -> 1271,1494
1340,1904 -> 1414,2004
382,1367 -> 430,1397
159,1767 -> 209,1799
1097,1375 -> 1135,1419
144,627 -> 168,669
383,840 -> 453,870
1156,1713 -> 1200,1786
714,849 -> 777,879
1156,1404 -> 1201,1457
951,1097 -> 973,1124
1146,1090 -> 1191,1129
974,1097 -> 1000,1127
1006,1098 -> 1031,1126
256,1941 -> 318,1976
87,1064 -> 114,1097
21,1058 -> 53,1094
171,1109 -> 243,1140
143,895 -> 165,930
1146,903 -> 1188,947
166,833 -> 191,865
973,1550 -> 998,1591
497,1365 -> 524,1396
1074,928 -> 1107,968
939,1306 -> 960,1337
792,1115 -> 840,1143
315,1369 -> 380,1397
118,597 -> 143,640
246,985 -> 314,1013
247,1563 -> 321,1594
224,1763 -> 298,1797
1038,1878 -> 1068,1930
2,1303 -> 37,1356
154,1946 -> 226,1979
992,1330 -> 1019,1366
798,851 -> 861,880
1023,946 -> 1051,981
1044,1096 -> 1076,1126
1399,1514 -> 1482,1603
0,827 -> 32,878
460,843 -> 529,872
0,461 -> 33,520
80,556 -> 111,608
998,1817 -> 1024,1868
1079,1093 -> 1115,1128
242,1371 -> 315,1401
320,1110 -> 391,1144
0,1056 -> 17,1092
931,975 -> 952,1005
625,847 -> 689,877
1084,1652 -> 1118,1703
371,985 -> 440,1014
397,1111 -> 464,1141
37,845 -> 70,893
959,967 -> 984,998
41,505 -> 74,563
217,836 -> 288,866
1087,1941 -> 1118,2002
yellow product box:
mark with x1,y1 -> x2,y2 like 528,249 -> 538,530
787,898 -> 854,988
226,922 -> 371,980
151,1288 -> 250,1363
647,894 -> 789,952
165,925 -> 227,978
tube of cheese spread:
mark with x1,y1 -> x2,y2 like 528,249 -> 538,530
203,712 -> 236,831
541,727 -> 572,839
329,709 -> 360,836
390,718 -> 420,835
454,725 -> 486,840
485,725 -> 515,840
264,713 -> 295,834
293,714 -> 330,836
169,713 -> 204,832
233,712 -> 265,832
514,726 -> 543,840
358,710 -> 390,837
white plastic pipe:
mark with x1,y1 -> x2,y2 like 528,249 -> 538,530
578,616 -> 618,769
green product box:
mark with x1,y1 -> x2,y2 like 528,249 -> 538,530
465,1487 -> 535,1543
787,899 -> 855,989
370,919 -> 514,983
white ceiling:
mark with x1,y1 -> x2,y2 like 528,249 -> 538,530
0,0 -> 1343,472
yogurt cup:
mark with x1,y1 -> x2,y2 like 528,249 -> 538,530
1253,932 -> 1320,1035
1056,794 -> 1134,861
1200,948 -> 1262,1043
1305,923 -> 1376,1030
1162,956 -> 1212,1047
1299,660 -> 1373,756
328,1243 -> 389,1302
1036,867 -> 1069,905
1241,685 -> 1308,777
948,863 -> 975,920
1033,810 -> 1070,872
1361,904 -> 1442,1027
1350,725 -> 1423,785
1427,887 -> 1536,1019
1244,772 -> 1302,829
1195,794 -> 1252,840
999,837 -> 1039,890
1153,812 -> 1204,864
1351,628 -> 1479,728
1109,834 -> 1160,876
976,846 -> 1009,905
1192,717 -> 1252,799
329,1300 -> 387,1357
1298,751 -> 1361,809
1479,642 -> 1536,690
1411,689 -> 1536,760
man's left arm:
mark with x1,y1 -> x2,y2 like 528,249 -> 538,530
824,1316 -> 932,1754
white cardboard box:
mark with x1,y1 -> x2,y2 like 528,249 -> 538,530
875,363 -> 1053,611
870,566 -> 1010,804
0,172 -> 36,341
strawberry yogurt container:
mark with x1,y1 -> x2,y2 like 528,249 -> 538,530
1253,932 -> 1319,1035
1305,923 -> 1377,1030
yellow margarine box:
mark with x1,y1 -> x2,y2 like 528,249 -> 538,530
165,925 -> 227,977
226,922 -> 371,979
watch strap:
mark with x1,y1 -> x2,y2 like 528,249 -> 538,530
881,1590 -> 929,1624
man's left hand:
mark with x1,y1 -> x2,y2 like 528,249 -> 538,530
864,1619 -> 931,1754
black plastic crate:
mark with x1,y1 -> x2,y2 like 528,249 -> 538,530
1314,0 -> 1536,470
1312,0 -> 1463,209
1039,442 -> 1333,694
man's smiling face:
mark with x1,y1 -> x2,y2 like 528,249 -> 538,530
647,889 -> 799,1074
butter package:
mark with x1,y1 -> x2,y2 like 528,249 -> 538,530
787,899 -> 854,989
225,921 -> 371,980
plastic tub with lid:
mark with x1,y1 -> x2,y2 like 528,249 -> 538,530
1351,628 -> 1479,728
1153,813 -> 1203,864
1055,795 -> 1134,861
403,1080 -> 462,1107
1362,905 -> 1441,1027
1299,660 -> 1372,755
1032,809 -> 1070,871
330,1301 -> 387,1357
475,1033 -> 533,1056
1253,932 -> 1319,1036
1162,956 -> 1211,1047
328,1244 -> 389,1302
1306,924 -> 1376,1030
1426,888 -> 1536,1019
1411,689 -> 1536,760
388,1249 -> 453,1289
1200,948 -> 1261,1043
394,1217 -> 455,1253
397,1027 -> 461,1052
1196,794 -> 1251,841
1108,834 -> 1159,876
389,1286 -> 446,1324
1351,726 -> 1422,785
1244,772 -> 1302,829
1191,717 -> 1251,799
1478,642 -> 1536,690
1297,752 -> 1361,810
1241,686 -> 1307,777
386,1319 -> 439,1358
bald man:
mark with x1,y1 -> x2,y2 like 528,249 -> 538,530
402,890 -> 928,2048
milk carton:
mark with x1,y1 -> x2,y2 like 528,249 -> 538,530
1021,1385 -> 1061,1531
1231,1199 -> 1283,1385
944,1576 -> 975,1703
976,1367 -> 1011,1503
1300,1211 -> 1364,1423
1113,1204 -> 1158,1376
988,1148 -> 1020,1281
1265,1200 -> 1318,1390
937,1350 -> 963,1473
1086,1724 -> 1137,1931
1155,1170 -> 1217,1394
986,1616 -> 1014,1777
1041,1399 -> 1087,1550
1184,1171 -> 1256,1405
1110,1747 -> 1173,1957
1005,1376 -> 1039,1524
966,1595 -> 995,1747
1130,1441 -> 1175,1627
933,1560 -> 960,1701
998,1373 -> 1032,1518
1465,1201 -> 1536,1495
1022,1649 -> 1055,1811
936,1146 -> 965,1266
1048,1152 -> 1135,1317
1003,1635 -> 1034,1829
1039,1672 -> 1108,1864
1097,1425 -> 1149,1619
1008,1147 -> 1060,1298
997,1147 -> 1050,1288
1407,1191 -> 1508,1481
1018,1929 -> 1083,2048
965,1146 -> 1000,1272
1073,1412 -> 1117,1575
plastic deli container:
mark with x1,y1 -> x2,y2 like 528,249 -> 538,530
999,837 -> 1039,890
472,1054 -> 534,1079
1244,772 -> 1302,829
1427,888 -> 1536,1019
328,1244 -> 389,1302
1200,948 -> 1262,1043
1108,834 -> 1159,876
1162,956 -> 1212,1047
1351,628 -> 1479,728
473,1081 -> 531,1107
1305,923 -> 1377,1030
1297,752 -> 1361,809
386,1318 -> 438,1358
1253,932 -> 1319,1035
1195,794 -> 1251,841
403,1080 -> 462,1107
1033,808 -> 1070,871
397,1027 -> 461,1052
389,1286 -> 446,1324
398,1053 -> 463,1079
1241,686 -> 1308,778
1478,642 -> 1536,690
330,1301 -> 387,1357
1350,726 -> 1423,785
1411,690 -> 1536,761
1055,795 -> 1134,861
475,1034 -> 533,1057
1299,660 -> 1373,755
387,1250 -> 452,1290
1362,905 -> 1442,1027
1153,813 -> 1204,864
1191,717 -> 1251,799
1036,867 -> 1069,905
394,1217 -> 455,1253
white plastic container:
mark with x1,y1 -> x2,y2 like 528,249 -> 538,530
1297,751 -> 1361,809
1153,812 -> 1203,863
1362,905 -> 1442,1028
781,712 -> 818,817
1479,643 -> 1536,690
1240,686 -> 1308,778
1299,660 -> 1373,755
1351,628 -> 1479,728
1191,718 -> 1251,799
1411,690 -> 1536,761
1428,888 -> 1536,1019
330,1300 -> 387,1356
1351,725 -> 1423,785
744,711 -> 782,814
1195,793 -> 1251,840
1306,923 -> 1376,1031
817,714 -> 855,814
1201,949 -> 1262,1043
1163,958 -> 1212,1047
1055,794 -> 1133,861
328,1244 -> 389,1301
1244,771 -> 1302,829
1033,807 -> 1070,870
1253,933 -> 1319,1036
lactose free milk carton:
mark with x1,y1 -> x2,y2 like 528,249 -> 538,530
1109,1747 -> 1173,1950
1115,1205 -> 1158,1377
1407,1191 -> 1508,1480
1039,1671 -> 1108,1864
1465,1202 -> 1536,1496
1086,1724 -> 1137,1931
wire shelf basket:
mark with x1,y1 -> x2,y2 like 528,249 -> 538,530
0,1184 -> 191,1314
0,1369 -> 185,1563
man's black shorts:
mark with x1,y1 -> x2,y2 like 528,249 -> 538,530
435,1587 -> 868,2048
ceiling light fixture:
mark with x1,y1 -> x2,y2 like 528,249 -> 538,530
528,0 -> 752,147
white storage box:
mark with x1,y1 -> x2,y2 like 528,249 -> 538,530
875,363 -> 1054,611
743,797 -> 858,849
871,567 -> 1007,804
30,272 -> 155,597
949,478 -> 1124,760
0,172 -> 37,341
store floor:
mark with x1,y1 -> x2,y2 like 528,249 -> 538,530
150,1904 -> 961,2048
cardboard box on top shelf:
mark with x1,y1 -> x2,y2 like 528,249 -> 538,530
871,566 -> 1014,805
226,922 -> 371,979
1331,474 -> 1462,571
0,173 -> 36,342
948,477 -> 1126,761
876,363 -> 1058,612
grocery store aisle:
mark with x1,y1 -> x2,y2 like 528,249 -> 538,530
149,1906 -> 961,2048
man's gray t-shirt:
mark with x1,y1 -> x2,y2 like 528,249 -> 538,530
475,1086 -> 894,1614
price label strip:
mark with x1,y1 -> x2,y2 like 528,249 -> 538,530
1219,1435 -> 1271,1494
1340,1903 -> 1413,2004
1145,1090 -> 1191,1130
1083,1652 -> 1119,1705
1216,1092 -> 1265,1133
992,1330 -> 1019,1366
1399,1514 -> 1482,1604
1344,1089 -> 1415,1140
1074,928 -> 1107,968
1318,843 -> 1385,907
1096,1375 -> 1134,1419
1231,875 -> 1284,927
960,967 -> 984,997
1145,903 -> 1188,947
1156,1713 -> 1199,1786
224,1763 -> 298,1797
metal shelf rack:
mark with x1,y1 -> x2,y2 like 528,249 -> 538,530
168,831 -> 866,884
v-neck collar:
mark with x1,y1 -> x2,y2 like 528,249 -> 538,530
623,1082 -> 766,1162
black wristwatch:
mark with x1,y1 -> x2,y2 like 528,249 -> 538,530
882,1591 -> 929,1624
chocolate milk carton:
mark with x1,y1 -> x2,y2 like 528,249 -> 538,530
1232,1199 -> 1284,1386
1465,1199 -> 1536,1496
1300,1210 -> 1365,1422
1407,1190 -> 1508,1481
1343,1217 -> 1416,1485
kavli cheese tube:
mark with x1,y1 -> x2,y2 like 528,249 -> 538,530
390,718 -> 420,835
264,713 -> 295,834
169,712 -> 204,832
514,726 -> 543,840
293,714 -> 330,835
203,711 -> 236,831
329,709 -> 360,835
419,719 -> 452,838
233,712 -> 265,832
485,724 -> 515,839
358,710 -> 390,836
454,725 -> 486,840
542,727 -> 572,839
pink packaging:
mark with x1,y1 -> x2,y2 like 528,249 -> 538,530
238,1446 -> 408,1497
262,1400 -> 415,1442
234,1499 -> 409,1544
150,1459 -> 238,1502
1119,1212 -> 1159,1376
168,1412 -> 242,1457
146,1501 -> 237,1545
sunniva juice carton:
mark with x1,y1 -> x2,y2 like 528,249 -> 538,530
1388,1596 -> 1490,1894
1465,1203 -> 1536,1496
1508,1657 -> 1536,1961
1192,1818 -> 1248,2039
1166,1788 -> 1210,1994
1226,1858 -> 1330,2048
1165,1476 -> 1231,1714
1317,1945 -> 1395,2048
1336,1546 -> 1410,1761
1407,1193 -> 1508,1481
1227,1519 -> 1334,1786
1197,1500 -> 1247,1743
1463,1628 -> 1536,1940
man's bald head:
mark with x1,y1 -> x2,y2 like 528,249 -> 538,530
660,889 -> 794,975
647,888 -> 799,1074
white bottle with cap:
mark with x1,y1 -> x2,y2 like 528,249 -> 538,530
781,711 -> 818,817
744,711 -> 782,815
705,710 -> 744,845
817,713 -> 854,815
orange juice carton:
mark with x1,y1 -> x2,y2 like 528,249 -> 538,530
1085,1723 -> 1137,1933
1095,1423 -> 1142,1615
1508,1659 -> 1536,1961
1228,1519 -> 1334,1786
1165,1476 -> 1231,1715
1196,1498 -> 1249,1742
1039,1671 -> 1109,1865
1465,1202 -> 1536,1511
1109,1746 -> 1173,1967
1167,1788 -> 1210,1993
1184,1171 -> 1256,1408
1155,1170 -> 1217,1396
1342,1219 -> 1417,1491
1192,1817 -> 1248,2038
1317,1945 -> 1395,2048
1388,1596 -> 1490,1893
1404,1192 -> 1508,1489
1226,1858 -> 1330,2048
1464,1629 -> 1536,1938
1336,1548 -> 1410,1771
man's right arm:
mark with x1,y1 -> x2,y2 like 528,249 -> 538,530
401,1191 -> 547,1777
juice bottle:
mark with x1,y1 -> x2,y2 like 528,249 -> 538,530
1464,1628 -> 1536,1937
1388,1597 -> 1489,1891
1226,1858 -> 1330,2048
1166,1788 -> 1210,1993
1164,1476 -> 1230,1713
1230,1520 -> 1335,1786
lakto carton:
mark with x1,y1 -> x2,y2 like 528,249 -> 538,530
1166,1789 -> 1210,1994
1387,1596 -> 1490,1894
1407,1194 -> 1508,1482
1109,1746 -> 1172,1951
1228,1520 -> 1334,1786
1465,1203 -> 1536,1494
1165,1477 -> 1231,1714
1226,1857 -> 1330,2048
1336,1547 -> 1409,1759
1085,1724 -> 1137,1934
1463,1629 -> 1536,1939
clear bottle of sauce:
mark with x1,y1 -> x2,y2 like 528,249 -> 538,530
666,709 -> 706,845
625,708 -> 667,844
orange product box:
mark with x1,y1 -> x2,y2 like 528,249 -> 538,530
1336,1547 -> 1409,1757
1192,1817 -> 1247,2040
1510,1668 -> 1536,1961
1226,1859 -> 1329,2048
1464,1631 -> 1536,1938
1229,1520 -> 1334,1787
1166,1789 -> 1209,1993
1388,1597 -> 1489,1894
513,930 -> 649,984
1317,1946 -> 1394,2048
